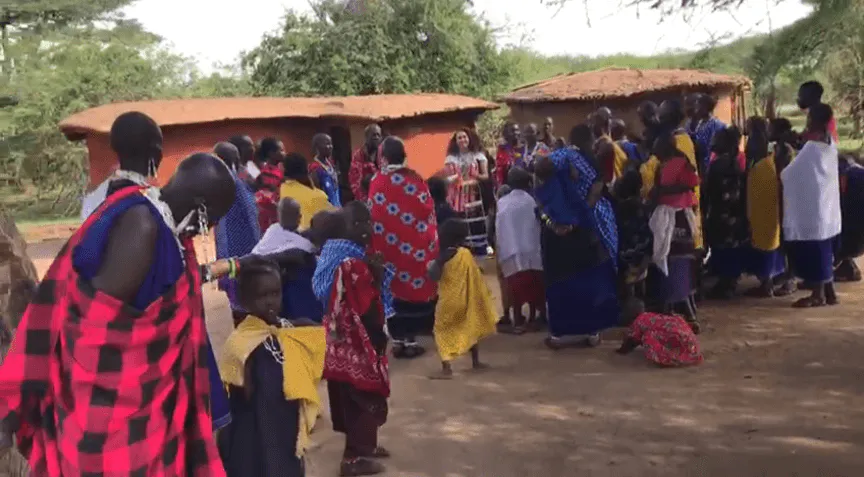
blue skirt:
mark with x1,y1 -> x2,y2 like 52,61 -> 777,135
786,236 -> 838,284
652,256 -> 697,304
546,259 -> 619,337
746,247 -> 786,279
709,246 -> 744,279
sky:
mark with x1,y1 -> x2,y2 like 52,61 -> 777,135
124,0 -> 814,73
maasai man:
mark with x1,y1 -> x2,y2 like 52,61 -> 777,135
0,213 -> 37,475
255,137 -> 286,231
592,107 -> 629,184
218,257 -> 325,477
746,118 -> 789,297
310,133 -> 341,207
316,203 -> 393,477
534,125 -> 619,349
640,99 -> 704,250
370,136 -> 438,359
253,197 -> 322,324
540,116 -> 562,150
80,111 -> 162,220
798,81 -> 839,143
349,124 -> 384,202
0,153 -> 236,475
495,167 -> 544,332
280,152 -> 334,231
704,126 -> 748,299
494,122 -> 522,189
611,118 -> 644,166
519,123 -> 551,171
835,154 -> 864,282
781,103 -> 841,308
214,142 -> 262,325
688,94 -> 726,175
229,134 -> 259,188
638,101 -> 662,159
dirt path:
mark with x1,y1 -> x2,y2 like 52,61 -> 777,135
26,240 -> 864,477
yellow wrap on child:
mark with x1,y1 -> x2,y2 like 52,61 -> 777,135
434,248 -> 498,361
220,316 -> 326,457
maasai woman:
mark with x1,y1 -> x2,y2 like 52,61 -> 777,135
280,152 -> 334,231
640,99 -> 704,251
687,94 -> 726,174
494,122 -> 522,189
310,133 -> 341,207
648,132 -> 701,331
349,124 -> 384,202
255,137 -> 286,231
534,125 -> 619,349
835,154 -> 864,282
495,168 -> 545,332
0,154 -> 235,475
253,198 -> 322,323
444,129 -> 490,255
616,298 -> 702,367
315,203 -> 393,477
612,168 -> 653,300
428,219 -> 497,379
370,137 -> 438,359
218,258 -> 325,477
214,142 -> 262,325
592,107 -> 629,184
704,126 -> 749,299
519,123 -> 552,171
746,119 -> 789,297
611,118 -> 645,167
781,103 -> 841,308
229,135 -> 260,189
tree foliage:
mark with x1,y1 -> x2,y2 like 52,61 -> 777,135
243,0 -> 511,98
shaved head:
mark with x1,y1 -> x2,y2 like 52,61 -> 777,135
162,153 -> 236,232
213,142 -> 240,170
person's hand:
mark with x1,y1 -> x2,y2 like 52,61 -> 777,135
367,253 -> 385,286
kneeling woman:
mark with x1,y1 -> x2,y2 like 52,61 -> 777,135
535,126 -> 620,349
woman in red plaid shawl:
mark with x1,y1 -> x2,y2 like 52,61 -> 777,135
0,153 -> 236,476
320,203 -> 391,477
349,124 -> 384,202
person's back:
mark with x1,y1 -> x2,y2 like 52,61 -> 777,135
656,156 -> 698,209
280,152 -> 333,231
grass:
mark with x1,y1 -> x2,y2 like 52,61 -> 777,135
786,112 -> 863,154
1,183 -> 80,224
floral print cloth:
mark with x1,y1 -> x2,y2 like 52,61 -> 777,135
627,312 -> 703,367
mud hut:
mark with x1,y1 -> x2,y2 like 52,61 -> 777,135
59,94 -> 498,196
501,68 -> 751,139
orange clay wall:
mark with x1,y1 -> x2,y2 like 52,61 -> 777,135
83,112 -> 481,188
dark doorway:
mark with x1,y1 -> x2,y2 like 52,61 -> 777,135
329,125 -> 353,202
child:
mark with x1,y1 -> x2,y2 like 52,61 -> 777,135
616,297 -> 703,367
428,175 -> 456,224
428,219 -> 498,379
490,185 -> 517,330
496,169 -> 545,333
218,257 -> 326,477
316,203 -> 392,476
648,132 -> 700,332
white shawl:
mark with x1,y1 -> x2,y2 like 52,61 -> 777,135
780,140 -> 841,241
252,224 -> 316,256
495,189 -> 542,277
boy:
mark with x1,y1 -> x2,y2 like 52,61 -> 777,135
218,257 -> 326,477
428,219 -> 497,379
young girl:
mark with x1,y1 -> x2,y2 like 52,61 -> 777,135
616,298 -> 703,367
428,219 -> 498,379
218,257 -> 326,477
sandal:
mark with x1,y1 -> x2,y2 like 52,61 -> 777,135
370,447 -> 391,459
340,458 -> 385,476
792,296 -> 827,308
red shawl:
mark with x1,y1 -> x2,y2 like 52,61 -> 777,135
0,187 -> 224,476
368,167 -> 438,303
349,147 -> 383,202
495,143 -> 521,188
323,258 -> 390,397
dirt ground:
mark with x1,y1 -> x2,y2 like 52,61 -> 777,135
25,237 -> 864,477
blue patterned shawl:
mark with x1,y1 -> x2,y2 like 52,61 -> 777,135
312,239 -> 395,317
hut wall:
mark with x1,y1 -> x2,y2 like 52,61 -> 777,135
507,86 -> 738,142
381,112 -> 479,178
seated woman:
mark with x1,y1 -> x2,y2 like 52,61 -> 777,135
218,257 -> 326,477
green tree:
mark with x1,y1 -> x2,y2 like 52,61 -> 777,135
243,0 -> 512,98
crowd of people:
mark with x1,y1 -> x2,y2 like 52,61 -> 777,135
0,79 -> 860,476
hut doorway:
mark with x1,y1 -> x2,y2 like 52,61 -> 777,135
329,125 -> 353,202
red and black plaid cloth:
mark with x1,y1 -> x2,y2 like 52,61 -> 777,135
256,162 -> 283,191
0,187 -> 225,476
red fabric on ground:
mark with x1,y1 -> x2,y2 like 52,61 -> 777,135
627,312 -> 703,367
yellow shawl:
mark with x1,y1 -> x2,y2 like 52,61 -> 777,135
640,132 -> 704,249
280,180 -> 334,230
433,248 -> 497,361
220,316 -> 326,457
747,154 -> 781,251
